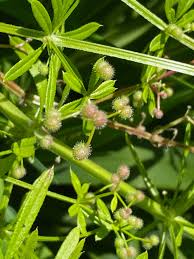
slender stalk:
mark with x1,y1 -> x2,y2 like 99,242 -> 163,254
125,134 -> 161,201
120,0 -> 194,51
5,176 -> 76,204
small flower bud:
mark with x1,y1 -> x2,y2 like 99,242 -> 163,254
120,105 -> 133,120
117,164 -> 130,180
12,166 -> 26,179
153,108 -> 164,119
134,217 -> 144,229
133,90 -> 142,102
115,237 -> 125,249
111,173 -> 121,185
85,192 -> 96,205
119,207 -> 132,220
150,234 -> 160,246
93,110 -> 107,129
44,108 -> 62,132
81,102 -> 98,120
72,142 -> 92,160
126,246 -> 137,258
40,135 -> 53,149
160,91 -> 168,99
112,96 -> 129,111
166,87 -> 173,97
135,190 -> 145,202
117,247 -> 128,259
38,63 -> 48,76
95,60 -> 115,80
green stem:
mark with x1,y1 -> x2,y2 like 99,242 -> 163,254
87,126 -> 96,145
0,93 -> 166,220
53,36 -> 194,76
125,133 -> 161,202
0,150 -> 12,157
120,0 -> 194,51
35,129 -> 166,220
4,176 -> 76,204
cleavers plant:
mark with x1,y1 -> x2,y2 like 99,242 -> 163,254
1,0 -> 194,258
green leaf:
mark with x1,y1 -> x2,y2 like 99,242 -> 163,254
50,41 -> 82,80
59,98 -> 87,120
69,238 -> 85,259
5,168 -> 54,259
63,0 -> 79,23
21,229 -> 38,259
136,251 -> 148,259
55,227 -> 80,259
97,198 -> 112,221
90,80 -> 116,99
45,53 -> 61,113
0,179 -> 4,204
51,0 -> 63,29
62,72 -> 86,95
176,0 -> 194,19
95,226 -> 109,241
12,137 -> 36,159
149,33 -> 168,52
4,46 -> 43,81
9,36 -> 47,116
52,36 -> 194,76
62,22 -> 102,40
110,195 -> 118,213
31,0 -> 52,34
175,225 -> 183,247
87,57 -> 104,93
0,22 -> 45,39
68,203 -> 79,217
165,0 -> 176,23
177,10 -> 194,28
70,169 -> 82,196
77,209 -> 87,234
0,154 -> 15,177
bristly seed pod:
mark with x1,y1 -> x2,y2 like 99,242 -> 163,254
12,166 -> 26,179
40,135 -> 53,149
120,105 -> 133,120
117,164 -> 130,180
81,102 -> 98,120
72,141 -> 92,160
153,108 -> 164,119
95,59 -> 115,80
112,96 -> 129,111
44,108 -> 62,132
93,110 -> 108,129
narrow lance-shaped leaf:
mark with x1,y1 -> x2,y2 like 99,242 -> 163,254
55,227 -> 80,259
61,22 -> 102,40
5,167 -> 54,259
9,36 -> 48,116
0,22 -> 45,39
63,72 -> 86,95
50,41 -> 82,80
70,169 -> 82,196
52,36 -> 194,76
176,0 -> 194,19
4,46 -> 44,81
59,97 -> 88,119
69,238 -> 85,259
31,0 -> 52,34
164,0 -> 176,23
51,0 -> 63,29
90,80 -> 116,99
20,229 -> 38,259
45,53 -> 61,113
